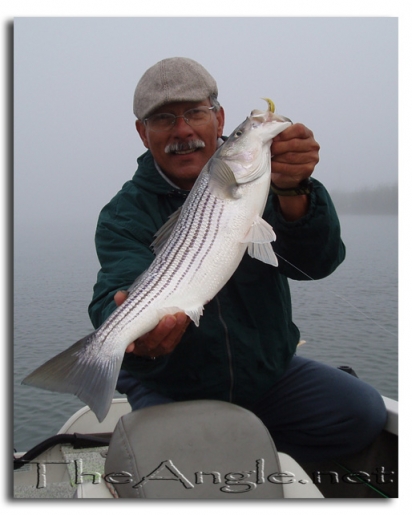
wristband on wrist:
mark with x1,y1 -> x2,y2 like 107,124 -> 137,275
270,178 -> 313,197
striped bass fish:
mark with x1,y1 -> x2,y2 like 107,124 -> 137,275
23,100 -> 292,422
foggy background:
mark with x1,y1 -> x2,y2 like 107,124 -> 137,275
6,8 -> 408,511
14,17 -> 398,237
13,17 -> 399,431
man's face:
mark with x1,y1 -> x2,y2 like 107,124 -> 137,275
136,100 -> 225,190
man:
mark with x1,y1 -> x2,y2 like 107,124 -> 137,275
89,57 -> 386,463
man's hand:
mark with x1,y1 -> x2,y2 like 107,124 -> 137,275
114,291 -> 190,358
270,123 -> 320,188
270,123 -> 319,221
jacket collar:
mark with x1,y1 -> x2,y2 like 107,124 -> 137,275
132,150 -> 189,198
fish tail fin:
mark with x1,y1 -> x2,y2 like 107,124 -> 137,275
22,331 -> 123,423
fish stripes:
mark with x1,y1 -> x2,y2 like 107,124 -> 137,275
97,175 -> 225,342
22,102 -> 292,422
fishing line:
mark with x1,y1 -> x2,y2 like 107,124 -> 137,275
275,252 -> 398,338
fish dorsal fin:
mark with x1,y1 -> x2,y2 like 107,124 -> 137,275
208,157 -> 240,199
151,207 -> 182,255
241,216 -> 278,267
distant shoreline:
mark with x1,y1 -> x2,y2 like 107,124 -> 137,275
329,184 -> 397,215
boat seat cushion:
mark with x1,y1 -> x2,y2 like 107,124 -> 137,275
103,400 -> 322,498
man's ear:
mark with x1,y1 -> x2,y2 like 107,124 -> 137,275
135,120 -> 149,149
215,106 -> 225,139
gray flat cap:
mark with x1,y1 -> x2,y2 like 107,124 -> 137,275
133,57 -> 218,120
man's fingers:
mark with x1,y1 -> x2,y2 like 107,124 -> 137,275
145,315 -> 178,347
160,313 -> 191,352
114,290 -> 128,307
115,285 -> 190,357
125,342 -> 135,353
273,123 -> 311,142
271,124 -> 319,156
126,313 -> 190,357
146,313 -> 189,348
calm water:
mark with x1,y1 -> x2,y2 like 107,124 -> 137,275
13,215 -> 398,451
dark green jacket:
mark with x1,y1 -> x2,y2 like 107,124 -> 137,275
89,150 -> 345,409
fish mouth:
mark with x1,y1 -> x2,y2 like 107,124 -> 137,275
249,98 -> 292,124
165,140 -> 206,155
250,109 -> 292,125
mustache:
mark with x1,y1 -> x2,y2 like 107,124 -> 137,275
165,140 -> 206,154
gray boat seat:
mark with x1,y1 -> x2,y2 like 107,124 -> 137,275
89,400 -> 322,499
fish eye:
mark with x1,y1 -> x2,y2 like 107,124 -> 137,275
235,130 -> 243,137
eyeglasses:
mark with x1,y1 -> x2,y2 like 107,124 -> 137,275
144,106 -> 215,132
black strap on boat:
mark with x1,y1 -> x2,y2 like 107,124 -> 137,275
337,365 -> 359,378
14,432 -> 112,470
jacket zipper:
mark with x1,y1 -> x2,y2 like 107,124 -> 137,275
216,295 -> 234,403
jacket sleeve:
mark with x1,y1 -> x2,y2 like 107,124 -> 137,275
88,194 -> 157,329
266,178 -> 346,280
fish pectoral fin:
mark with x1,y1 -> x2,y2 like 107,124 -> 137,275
22,332 -> 124,423
151,207 -> 182,255
208,157 -> 240,199
247,242 -> 279,267
241,216 -> 276,243
241,217 -> 278,266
